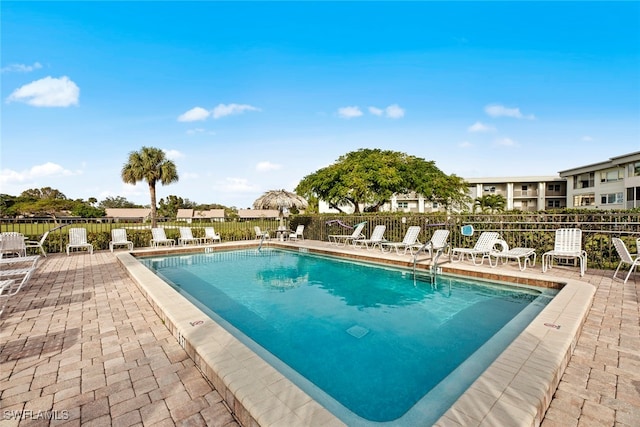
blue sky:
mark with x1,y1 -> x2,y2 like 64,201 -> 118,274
2,1 -> 639,209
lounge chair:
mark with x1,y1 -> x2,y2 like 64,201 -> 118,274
542,228 -> 587,276
255,226 -> 270,240
451,231 -> 501,265
178,227 -> 201,246
288,225 -> 305,241
203,227 -> 221,244
612,237 -> 640,283
354,225 -> 386,250
24,231 -> 49,257
109,228 -> 134,252
415,229 -> 450,258
66,228 -> 93,255
0,232 -> 27,258
0,255 -> 40,270
0,267 -> 36,316
328,222 -> 366,246
381,226 -> 422,255
488,241 -> 537,271
151,228 -> 175,247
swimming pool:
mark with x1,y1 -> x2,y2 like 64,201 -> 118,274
140,248 -> 555,425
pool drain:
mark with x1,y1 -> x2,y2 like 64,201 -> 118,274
346,325 -> 369,338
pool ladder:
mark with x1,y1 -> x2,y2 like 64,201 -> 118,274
257,233 -> 267,252
412,243 -> 448,285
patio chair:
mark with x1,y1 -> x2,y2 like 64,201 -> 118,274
0,267 -> 36,316
203,227 -> 222,244
381,226 -> 422,255
354,225 -> 386,250
0,255 -> 40,270
328,222 -> 366,246
451,231 -> 501,265
0,232 -> 27,258
488,241 -> 537,271
288,225 -> 305,241
178,227 -> 201,246
542,228 -> 587,277
66,228 -> 93,255
415,229 -> 450,258
24,231 -> 49,257
255,226 -> 270,240
109,228 -> 134,252
612,238 -> 640,283
151,228 -> 175,247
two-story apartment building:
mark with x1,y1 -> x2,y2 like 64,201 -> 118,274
560,151 -> 640,209
464,176 -> 567,211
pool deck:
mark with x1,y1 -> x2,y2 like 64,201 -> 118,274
0,240 -> 638,426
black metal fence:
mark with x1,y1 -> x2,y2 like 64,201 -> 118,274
2,212 -> 639,269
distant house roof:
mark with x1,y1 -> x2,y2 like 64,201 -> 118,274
105,208 -> 152,218
237,209 -> 284,219
177,209 -> 225,219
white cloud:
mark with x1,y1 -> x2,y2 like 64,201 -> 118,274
494,137 -> 517,147
178,107 -> 210,122
213,177 -> 258,193
212,103 -> 260,119
385,104 -> 405,119
162,149 -> 184,160
368,106 -> 383,116
484,104 -> 535,120
337,106 -> 363,119
256,161 -> 282,172
0,162 -> 78,185
582,135 -> 594,142
468,121 -> 496,132
459,141 -> 473,148
1,62 -> 43,73
7,76 -> 79,107
182,172 -> 199,180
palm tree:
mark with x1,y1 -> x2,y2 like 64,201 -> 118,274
121,146 -> 179,227
474,194 -> 507,213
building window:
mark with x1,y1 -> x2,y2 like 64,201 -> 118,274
547,200 -> 561,208
574,173 -> 594,189
629,162 -> 640,177
601,193 -> 623,205
574,194 -> 595,206
397,202 -> 409,208
483,186 -> 496,193
600,169 -> 624,183
547,184 -> 561,192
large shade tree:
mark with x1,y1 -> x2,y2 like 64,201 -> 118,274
121,146 -> 179,227
295,148 -> 469,213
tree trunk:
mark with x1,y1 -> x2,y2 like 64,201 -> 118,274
149,182 -> 157,228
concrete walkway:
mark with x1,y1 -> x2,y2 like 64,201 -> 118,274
1,249 -> 638,426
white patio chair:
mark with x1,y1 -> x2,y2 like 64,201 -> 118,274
328,222 -> 366,246
109,229 -> 134,252
354,225 -> 386,250
0,268 -> 36,317
288,225 -> 305,241
0,255 -> 40,270
255,226 -> 270,240
381,226 -> 422,255
612,237 -> 640,283
151,228 -> 175,247
0,232 -> 26,258
542,228 -> 587,277
178,227 -> 201,246
203,227 -> 221,244
66,228 -> 93,255
451,231 -> 501,265
25,231 -> 49,257
416,229 -> 450,258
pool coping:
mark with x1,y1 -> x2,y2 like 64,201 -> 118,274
116,241 -> 596,427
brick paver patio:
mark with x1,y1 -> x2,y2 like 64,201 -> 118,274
1,249 -> 639,426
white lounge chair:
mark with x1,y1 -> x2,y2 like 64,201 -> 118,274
178,227 -> 201,246
288,225 -> 305,241
66,228 -> 93,255
354,225 -> 386,250
416,229 -> 450,258
451,231 -> 501,265
0,255 -> 40,269
25,231 -> 49,257
255,226 -> 270,240
328,222 -> 366,246
109,229 -> 134,252
542,228 -> 587,276
0,232 -> 27,258
0,267 -> 36,316
203,227 -> 221,244
151,228 -> 175,247
489,241 -> 537,271
381,226 -> 422,255
612,237 -> 640,283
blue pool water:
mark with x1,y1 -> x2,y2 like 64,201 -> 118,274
140,249 -> 554,425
